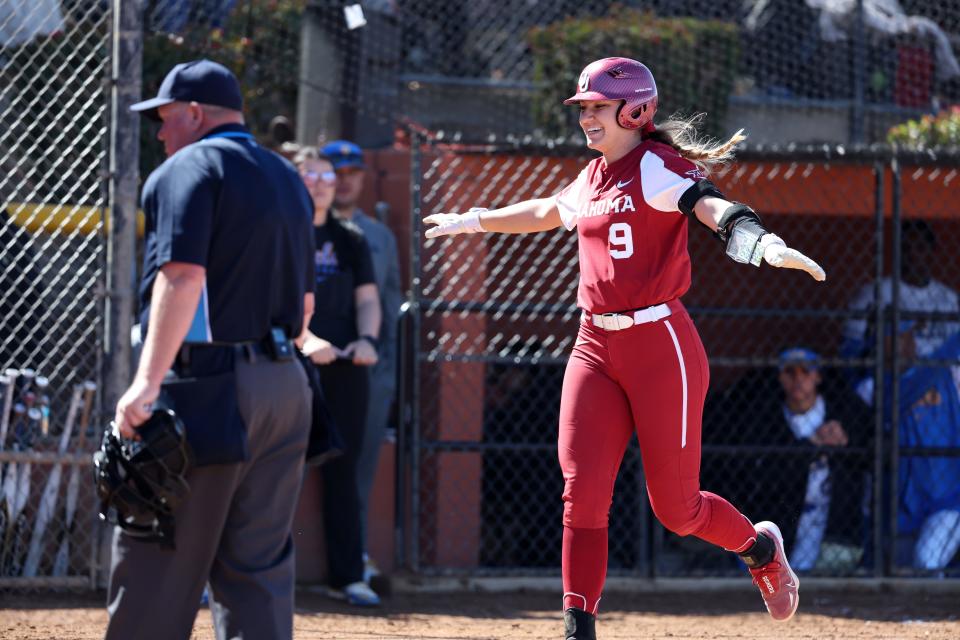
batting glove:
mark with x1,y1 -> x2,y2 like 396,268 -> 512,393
424,207 -> 487,238
760,234 -> 826,282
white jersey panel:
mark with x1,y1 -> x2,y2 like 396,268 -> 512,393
640,150 -> 695,213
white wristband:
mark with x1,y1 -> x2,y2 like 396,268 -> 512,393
463,207 -> 487,233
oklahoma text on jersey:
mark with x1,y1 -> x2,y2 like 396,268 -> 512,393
578,195 -> 637,218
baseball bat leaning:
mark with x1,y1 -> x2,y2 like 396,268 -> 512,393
0,372 -> 18,560
34,376 -> 50,437
52,381 -> 96,577
16,369 -> 35,400
0,371 -> 16,451
7,407 -> 41,576
22,384 -> 85,577
0,403 -> 27,571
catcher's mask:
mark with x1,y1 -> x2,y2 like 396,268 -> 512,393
93,408 -> 193,547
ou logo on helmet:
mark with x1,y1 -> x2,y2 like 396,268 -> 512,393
578,69 -> 590,93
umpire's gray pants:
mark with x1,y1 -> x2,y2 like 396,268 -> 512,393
105,355 -> 311,640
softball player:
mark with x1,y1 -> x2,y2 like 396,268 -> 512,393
425,57 -> 826,640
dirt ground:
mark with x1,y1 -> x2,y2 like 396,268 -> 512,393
2,587 -> 958,639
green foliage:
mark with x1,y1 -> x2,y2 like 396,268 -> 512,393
528,7 -> 740,139
140,0 -> 304,173
887,107 -> 960,149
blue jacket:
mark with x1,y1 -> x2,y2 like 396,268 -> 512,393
897,331 -> 960,533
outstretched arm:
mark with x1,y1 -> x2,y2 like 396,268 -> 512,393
694,196 -> 826,282
424,197 -> 562,238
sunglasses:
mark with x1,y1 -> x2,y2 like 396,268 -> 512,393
302,170 -> 336,184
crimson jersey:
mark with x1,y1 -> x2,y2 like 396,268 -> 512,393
555,140 -> 707,314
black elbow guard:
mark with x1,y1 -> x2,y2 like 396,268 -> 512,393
678,180 -> 725,217
716,204 -> 769,266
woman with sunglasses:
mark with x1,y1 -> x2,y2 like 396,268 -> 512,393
295,146 -> 382,606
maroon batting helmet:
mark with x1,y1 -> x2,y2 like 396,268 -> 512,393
564,57 -> 658,131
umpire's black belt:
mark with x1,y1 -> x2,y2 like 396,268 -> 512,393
175,335 -> 293,373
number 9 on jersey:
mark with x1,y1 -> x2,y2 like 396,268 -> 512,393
609,222 -> 634,259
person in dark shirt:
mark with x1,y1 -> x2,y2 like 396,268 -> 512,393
294,146 -> 382,606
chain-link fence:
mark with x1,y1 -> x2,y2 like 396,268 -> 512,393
0,0 -> 109,589
4,0 -> 960,594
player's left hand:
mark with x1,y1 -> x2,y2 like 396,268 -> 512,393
114,376 -> 160,439
760,234 -> 826,282
343,339 -> 378,366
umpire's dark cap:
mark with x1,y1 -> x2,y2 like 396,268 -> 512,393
130,59 -> 243,122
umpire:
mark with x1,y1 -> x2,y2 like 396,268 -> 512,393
109,60 -> 314,639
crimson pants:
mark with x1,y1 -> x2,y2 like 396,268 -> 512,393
558,299 -> 756,613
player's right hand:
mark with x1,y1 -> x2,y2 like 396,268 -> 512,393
424,207 -> 487,238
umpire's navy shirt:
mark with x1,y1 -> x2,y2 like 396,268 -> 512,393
139,123 -> 315,343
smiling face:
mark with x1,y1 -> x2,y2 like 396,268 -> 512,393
577,99 -> 641,162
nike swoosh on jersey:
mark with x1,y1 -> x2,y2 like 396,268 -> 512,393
616,177 -> 634,189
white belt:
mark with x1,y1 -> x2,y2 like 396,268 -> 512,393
582,303 -> 672,331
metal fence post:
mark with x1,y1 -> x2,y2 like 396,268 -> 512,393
889,158 -> 902,575
100,0 -> 143,590
872,160 -> 886,577
409,129 -> 423,572
105,0 -> 142,440
395,303 -> 410,570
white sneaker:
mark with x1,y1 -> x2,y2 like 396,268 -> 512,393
344,581 -> 381,606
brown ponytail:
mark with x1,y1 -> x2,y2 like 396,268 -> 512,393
643,113 -> 746,175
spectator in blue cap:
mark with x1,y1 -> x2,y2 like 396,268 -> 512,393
704,345 -> 872,574
323,140 -> 365,171
321,139 -> 403,588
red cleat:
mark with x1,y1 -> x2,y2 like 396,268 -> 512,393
748,521 -> 800,621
